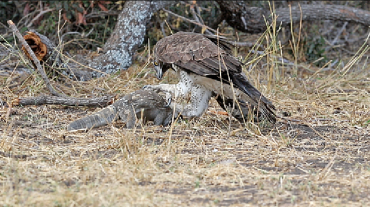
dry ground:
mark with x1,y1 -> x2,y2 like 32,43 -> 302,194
1,39 -> 370,207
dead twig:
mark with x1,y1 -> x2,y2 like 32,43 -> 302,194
162,8 -> 221,35
7,20 -> 66,98
325,22 -> 348,52
250,50 -> 292,64
26,8 -> 55,28
189,3 -> 213,35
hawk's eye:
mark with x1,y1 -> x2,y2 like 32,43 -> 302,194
154,61 -> 159,66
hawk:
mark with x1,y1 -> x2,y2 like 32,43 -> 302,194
146,32 -> 276,123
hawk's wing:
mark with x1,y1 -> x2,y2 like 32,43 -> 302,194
154,32 -> 242,75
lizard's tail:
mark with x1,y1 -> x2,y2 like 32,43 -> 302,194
67,105 -> 118,131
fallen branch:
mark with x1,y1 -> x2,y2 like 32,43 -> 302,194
7,20 -> 66,97
12,94 -> 117,107
217,2 -> 370,34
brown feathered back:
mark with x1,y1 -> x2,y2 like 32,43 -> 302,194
155,32 -> 225,62
154,32 -> 242,73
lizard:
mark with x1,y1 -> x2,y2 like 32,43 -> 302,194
67,89 -> 175,131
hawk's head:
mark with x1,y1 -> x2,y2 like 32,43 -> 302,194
152,57 -> 171,80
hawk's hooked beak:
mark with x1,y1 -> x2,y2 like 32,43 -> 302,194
154,65 -> 163,80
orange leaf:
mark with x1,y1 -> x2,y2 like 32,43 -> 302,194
76,2 -> 87,25
62,13 -> 71,23
98,2 -> 108,11
100,1 -> 112,5
23,3 -> 31,16
76,12 -> 84,25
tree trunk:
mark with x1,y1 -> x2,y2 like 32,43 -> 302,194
217,1 -> 370,34
89,1 -> 174,78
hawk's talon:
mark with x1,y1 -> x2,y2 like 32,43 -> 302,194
165,92 -> 172,107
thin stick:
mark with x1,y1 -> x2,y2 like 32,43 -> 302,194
7,20 -> 66,98
162,8 -> 220,35
189,4 -> 212,35
26,8 -> 55,28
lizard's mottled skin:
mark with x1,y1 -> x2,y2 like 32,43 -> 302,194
67,90 -> 174,131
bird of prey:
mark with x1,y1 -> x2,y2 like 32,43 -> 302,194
145,32 -> 276,123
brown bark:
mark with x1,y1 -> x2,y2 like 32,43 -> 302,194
22,31 -> 62,68
89,1 -> 174,77
12,94 -> 117,107
217,2 -> 370,34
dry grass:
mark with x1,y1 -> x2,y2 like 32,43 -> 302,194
1,25 -> 370,207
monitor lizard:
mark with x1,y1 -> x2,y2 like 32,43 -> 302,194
67,89 -> 175,131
